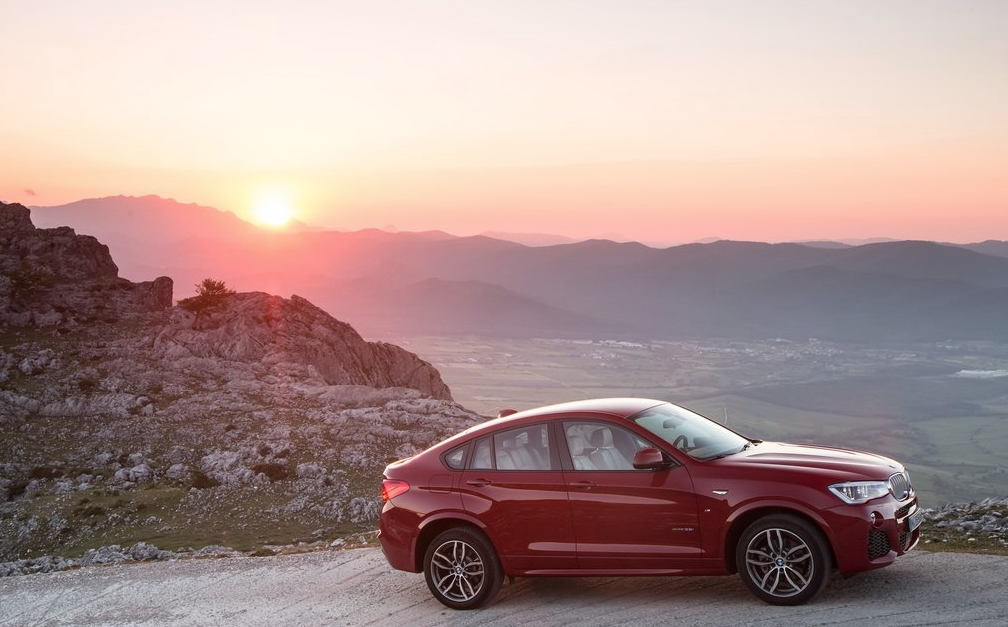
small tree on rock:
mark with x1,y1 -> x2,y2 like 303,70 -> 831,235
178,278 -> 235,329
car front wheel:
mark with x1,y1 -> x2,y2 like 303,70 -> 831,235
736,514 -> 831,605
423,527 -> 503,610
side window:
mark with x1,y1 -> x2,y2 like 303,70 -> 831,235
564,422 -> 651,471
492,424 -> 553,471
471,437 -> 493,470
443,443 -> 469,470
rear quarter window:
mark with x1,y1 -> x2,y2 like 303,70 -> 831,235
443,443 -> 469,470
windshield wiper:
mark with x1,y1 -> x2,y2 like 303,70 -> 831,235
707,440 -> 759,461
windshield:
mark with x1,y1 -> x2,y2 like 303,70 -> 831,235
631,402 -> 750,461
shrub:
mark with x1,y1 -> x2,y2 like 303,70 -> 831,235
251,463 -> 289,482
178,278 -> 236,329
75,505 -> 107,517
191,470 -> 221,490
28,466 -> 63,480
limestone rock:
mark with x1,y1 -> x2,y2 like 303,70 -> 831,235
0,198 -> 480,562
0,201 -> 173,328
155,292 -> 452,399
0,202 -> 35,234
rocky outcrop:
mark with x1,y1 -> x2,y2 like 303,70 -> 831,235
0,199 -> 478,562
0,201 -> 173,328
156,292 -> 451,399
0,202 -> 119,280
0,542 -> 205,577
1,201 -> 448,399
926,498 -> 1008,540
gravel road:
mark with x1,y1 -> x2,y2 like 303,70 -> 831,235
1,548 -> 1005,626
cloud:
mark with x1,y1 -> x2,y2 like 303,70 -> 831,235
24,188 -> 38,197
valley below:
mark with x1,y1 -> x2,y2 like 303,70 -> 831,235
395,335 -> 1008,508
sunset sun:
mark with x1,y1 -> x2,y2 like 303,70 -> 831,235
252,194 -> 295,228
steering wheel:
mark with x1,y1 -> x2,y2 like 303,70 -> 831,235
672,434 -> 689,451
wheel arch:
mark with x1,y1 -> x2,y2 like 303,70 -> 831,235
722,503 -> 837,574
413,513 -> 495,573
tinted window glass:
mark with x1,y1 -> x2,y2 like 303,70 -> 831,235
492,424 -> 553,470
444,444 -> 468,470
564,421 -> 651,471
632,402 -> 749,460
471,437 -> 492,469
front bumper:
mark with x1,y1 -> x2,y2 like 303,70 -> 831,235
824,495 -> 921,574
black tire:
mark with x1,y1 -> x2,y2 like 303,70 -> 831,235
423,527 -> 503,610
736,514 -> 831,606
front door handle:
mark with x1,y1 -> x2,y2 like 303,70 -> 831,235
569,481 -> 596,490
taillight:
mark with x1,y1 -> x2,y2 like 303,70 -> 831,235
382,479 -> 410,503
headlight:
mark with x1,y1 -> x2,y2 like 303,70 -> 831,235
828,481 -> 890,505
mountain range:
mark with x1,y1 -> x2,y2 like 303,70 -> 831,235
30,195 -> 1008,342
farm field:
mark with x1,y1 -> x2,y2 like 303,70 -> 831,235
393,336 -> 1008,507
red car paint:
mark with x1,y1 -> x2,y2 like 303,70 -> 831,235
379,398 -> 920,607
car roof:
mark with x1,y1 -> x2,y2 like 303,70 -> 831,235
461,397 -> 668,437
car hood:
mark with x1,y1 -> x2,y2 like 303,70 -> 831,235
723,441 -> 904,481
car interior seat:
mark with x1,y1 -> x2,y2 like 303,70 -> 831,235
568,435 -> 596,470
589,427 -> 632,470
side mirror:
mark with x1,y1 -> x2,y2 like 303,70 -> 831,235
633,447 -> 671,470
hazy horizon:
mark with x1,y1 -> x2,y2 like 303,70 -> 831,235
18,193 -> 1004,247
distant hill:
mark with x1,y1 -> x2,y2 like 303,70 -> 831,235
957,240 -> 1008,259
324,277 -> 617,338
25,195 -> 1008,343
479,231 -> 580,247
823,241 -> 1008,288
794,240 -> 853,249
30,196 -> 259,286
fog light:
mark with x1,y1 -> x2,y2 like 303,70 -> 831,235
870,511 -> 884,527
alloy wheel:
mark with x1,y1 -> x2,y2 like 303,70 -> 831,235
429,539 -> 487,603
744,527 -> 815,598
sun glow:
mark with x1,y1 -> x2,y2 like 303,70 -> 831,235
252,193 -> 295,227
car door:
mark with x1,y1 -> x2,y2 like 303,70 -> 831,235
560,419 -> 702,571
458,423 -> 577,572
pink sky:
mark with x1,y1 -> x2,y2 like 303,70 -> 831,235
2,1 -> 1006,244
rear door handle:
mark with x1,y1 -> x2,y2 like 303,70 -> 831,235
466,478 -> 492,488
569,481 -> 596,490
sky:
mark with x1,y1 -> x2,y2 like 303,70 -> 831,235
2,0 -> 1007,244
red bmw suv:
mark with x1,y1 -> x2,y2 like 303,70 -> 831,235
379,398 -> 921,608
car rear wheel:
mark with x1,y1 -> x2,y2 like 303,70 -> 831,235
736,514 -> 830,606
423,528 -> 503,610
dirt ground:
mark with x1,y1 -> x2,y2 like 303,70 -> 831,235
2,547 -> 1006,626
